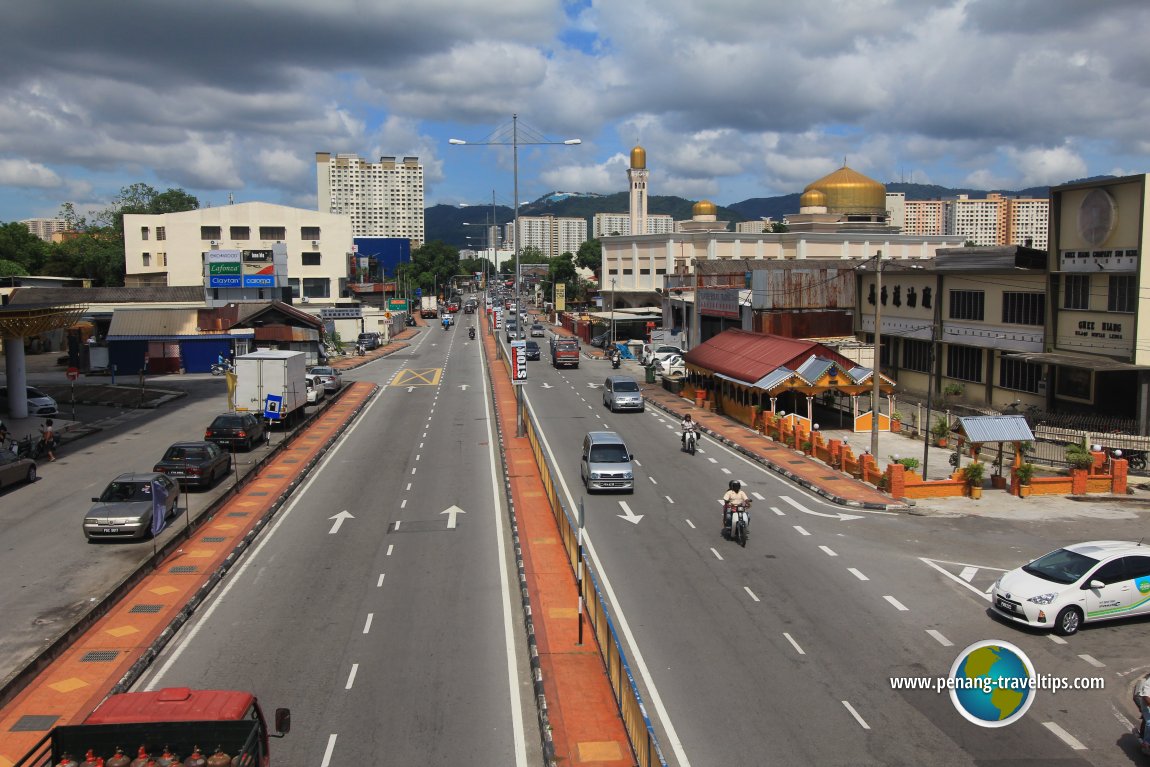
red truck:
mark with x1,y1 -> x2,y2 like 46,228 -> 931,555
14,687 -> 289,767
551,338 -> 580,369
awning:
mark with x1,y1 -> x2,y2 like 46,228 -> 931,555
956,415 -> 1035,444
1002,351 -> 1150,372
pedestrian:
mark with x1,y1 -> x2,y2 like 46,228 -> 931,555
40,419 -> 56,462
1136,674 -> 1150,740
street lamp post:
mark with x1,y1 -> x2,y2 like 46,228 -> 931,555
450,115 -> 580,437
870,251 -> 883,459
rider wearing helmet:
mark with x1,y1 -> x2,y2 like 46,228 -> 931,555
681,413 -> 696,446
722,479 -> 750,532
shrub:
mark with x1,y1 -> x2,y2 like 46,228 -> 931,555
1064,443 -> 1094,470
1016,463 -> 1036,485
931,416 -> 950,439
962,461 -> 985,486
890,456 -> 920,471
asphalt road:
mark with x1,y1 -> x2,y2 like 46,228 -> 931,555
502,329 -> 1150,767
134,320 -> 541,766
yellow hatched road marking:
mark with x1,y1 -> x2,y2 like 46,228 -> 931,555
393,368 -> 442,386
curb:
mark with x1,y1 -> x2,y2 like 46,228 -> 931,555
642,394 -> 906,512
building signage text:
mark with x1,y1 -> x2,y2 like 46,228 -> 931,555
698,288 -> 741,319
1074,320 -> 1124,340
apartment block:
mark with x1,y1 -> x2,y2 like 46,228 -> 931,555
316,152 -> 424,246
21,217 -> 68,242
904,199 -> 946,236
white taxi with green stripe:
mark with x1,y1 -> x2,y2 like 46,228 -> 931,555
990,540 -> 1150,636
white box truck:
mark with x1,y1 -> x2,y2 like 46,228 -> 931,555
233,350 -> 308,425
420,295 -> 439,318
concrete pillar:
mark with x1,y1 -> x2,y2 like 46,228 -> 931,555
3,337 -> 29,418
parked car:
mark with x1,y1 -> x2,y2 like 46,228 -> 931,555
152,441 -> 231,489
308,365 -> 342,392
304,374 -> 326,404
525,340 -> 541,360
0,386 -> 58,416
530,323 -> 545,337
642,344 -> 685,367
0,450 -> 37,490
590,332 -> 609,348
357,332 -> 380,350
204,412 -> 267,451
658,354 -> 686,377
83,472 -> 179,541
991,540 -> 1150,636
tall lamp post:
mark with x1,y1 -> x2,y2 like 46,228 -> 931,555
450,115 -> 580,437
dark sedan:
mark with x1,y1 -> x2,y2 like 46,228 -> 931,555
204,412 -> 267,451
153,441 -> 231,488
525,340 -> 541,360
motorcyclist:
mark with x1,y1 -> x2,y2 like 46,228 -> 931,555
681,413 -> 697,448
442,316 -> 450,330
722,479 -> 751,534
610,347 -> 621,368
468,326 -> 476,339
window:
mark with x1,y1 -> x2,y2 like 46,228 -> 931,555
1063,275 -> 1089,310
948,290 -> 984,321
302,278 -> 330,299
998,357 -> 1042,393
1124,555 -> 1150,580
156,226 -> 166,241
140,227 -> 149,241
142,253 -> 151,267
1001,292 -> 1045,326
201,226 -> 221,241
622,268 -> 633,275
288,278 -> 301,298
230,226 -> 250,240
901,338 -> 932,373
945,345 -> 983,383
301,252 -> 321,266
259,226 -> 286,240
1088,559 -> 1126,586
301,226 -> 321,240
640,268 -> 651,275
1108,275 -> 1136,313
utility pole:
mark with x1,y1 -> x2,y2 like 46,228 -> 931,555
869,250 -> 883,458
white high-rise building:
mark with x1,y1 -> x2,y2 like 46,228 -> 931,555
316,152 -> 424,246
904,199 -> 946,236
21,218 -> 68,242
509,215 -> 588,258
594,213 -> 632,237
1006,197 -> 1050,249
946,193 -> 1007,246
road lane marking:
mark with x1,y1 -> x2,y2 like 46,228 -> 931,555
771,507 -> 785,516
406,483 -> 412,491
1079,654 -> 1105,668
411,467 -> 417,474
819,545 -> 837,557
419,442 -> 424,449
959,566 -> 978,582
794,526 -> 810,536
783,633 -> 805,655
917,557 -> 1002,602
649,476 -> 658,484
416,454 -> 421,461
400,499 -> 407,508
386,544 -> 393,555
710,548 -> 724,561
708,457 -> 718,463
842,701 -> 870,730
720,467 -> 731,474
751,492 -> 765,501
1048,635 -> 1068,645
321,734 -> 339,767
884,595 -> 909,611
363,613 -> 374,633
684,519 -> 694,528
744,586 -> 760,602
377,573 -> 385,586
345,664 -> 359,689
666,496 -> 674,504
1042,721 -> 1086,750
926,629 -> 953,647
633,460 -> 642,467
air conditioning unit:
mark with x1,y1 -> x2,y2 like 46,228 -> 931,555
301,296 -> 309,303
210,240 -> 218,246
312,240 -> 318,246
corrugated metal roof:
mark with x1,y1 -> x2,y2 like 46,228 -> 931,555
7,286 -> 204,306
684,329 -> 863,384
795,356 -> 833,383
957,415 -> 1035,443
108,308 -> 240,340
752,368 -> 795,390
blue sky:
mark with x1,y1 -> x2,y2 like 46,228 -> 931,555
2,0 -> 1148,224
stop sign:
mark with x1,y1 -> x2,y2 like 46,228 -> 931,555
66,367 -> 79,381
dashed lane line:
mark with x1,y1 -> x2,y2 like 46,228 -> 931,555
783,633 -> 806,655
744,586 -> 760,602
848,568 -> 869,581
819,545 -> 838,557
1042,721 -> 1087,750
842,701 -> 870,730
926,629 -> 953,647
794,525 -> 810,536
710,548 -> 724,561
771,507 -> 785,516
884,595 -> 909,611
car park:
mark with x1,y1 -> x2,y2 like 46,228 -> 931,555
84,472 -> 179,541
580,432 -> 635,493
204,412 -> 267,451
0,450 -> 36,490
0,386 -> 58,417
152,441 -> 231,489
603,376 -> 644,412
308,365 -> 342,392
530,323 -> 545,337
991,540 -> 1150,636
525,340 -> 541,360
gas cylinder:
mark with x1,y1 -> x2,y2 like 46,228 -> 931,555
183,747 -> 207,767
156,747 -> 176,767
106,747 -> 131,767
205,748 -> 231,767
129,746 -> 150,767
54,754 -> 78,767
167,756 -> 184,767
230,753 -> 254,767
80,749 -> 101,767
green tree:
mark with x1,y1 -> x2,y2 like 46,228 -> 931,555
576,238 -> 601,276
0,221 -> 49,273
43,229 -> 124,286
517,246 -> 548,264
410,240 -> 464,297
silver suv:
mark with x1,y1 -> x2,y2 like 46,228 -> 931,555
580,432 -> 634,493
603,375 -> 644,412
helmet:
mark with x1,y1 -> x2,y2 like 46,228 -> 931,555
728,480 -> 740,492
684,414 -> 693,421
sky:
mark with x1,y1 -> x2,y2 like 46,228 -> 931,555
2,0 -> 1149,224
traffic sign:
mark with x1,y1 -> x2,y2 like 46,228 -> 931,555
66,367 -> 79,381
264,394 -> 284,421
510,341 -> 527,384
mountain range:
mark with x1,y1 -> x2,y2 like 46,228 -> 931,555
427,180 -> 1103,249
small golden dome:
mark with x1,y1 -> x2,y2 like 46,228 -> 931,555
630,145 -> 646,170
693,200 -> 717,216
800,188 -> 827,208
806,165 -> 885,213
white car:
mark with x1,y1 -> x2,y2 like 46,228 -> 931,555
304,374 -> 325,405
0,386 -> 58,417
658,354 -> 685,376
642,345 -> 684,367
991,540 -> 1150,636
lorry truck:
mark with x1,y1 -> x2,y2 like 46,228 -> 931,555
233,350 -> 307,425
13,687 -> 290,766
420,295 -> 439,318
551,337 -> 580,369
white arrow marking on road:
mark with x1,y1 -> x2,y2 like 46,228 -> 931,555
407,387 -> 415,392
328,510 -> 354,534
541,382 -> 553,389
441,505 -> 467,529
587,382 -> 601,388
617,500 -> 644,524
460,384 -> 469,391
779,495 -> 864,521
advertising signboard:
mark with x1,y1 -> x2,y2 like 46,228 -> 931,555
388,299 -> 408,312
698,288 -> 742,319
206,250 -> 243,288
555,283 -> 566,312
242,249 -> 276,288
510,340 -> 527,384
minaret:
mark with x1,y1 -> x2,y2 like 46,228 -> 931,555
628,145 -> 648,236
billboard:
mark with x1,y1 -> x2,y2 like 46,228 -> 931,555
242,249 -> 276,288
555,283 -> 566,312
206,250 -> 243,288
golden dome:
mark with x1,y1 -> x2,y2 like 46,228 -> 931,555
800,188 -> 827,208
630,145 -> 646,170
805,165 -> 885,213
693,200 -> 717,216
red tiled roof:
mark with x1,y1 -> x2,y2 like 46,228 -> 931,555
684,329 -> 861,383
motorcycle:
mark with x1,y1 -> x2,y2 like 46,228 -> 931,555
682,428 -> 697,455
210,362 -> 233,376
468,327 -> 476,340
356,345 -> 366,357
610,352 -> 621,369
723,500 -> 751,547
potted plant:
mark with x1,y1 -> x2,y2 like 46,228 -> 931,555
1016,462 -> 1036,497
962,461 -> 985,499
1065,443 -> 1094,471
891,456 -> 920,472
890,410 -> 903,433
990,457 -> 1007,490
931,416 -> 950,448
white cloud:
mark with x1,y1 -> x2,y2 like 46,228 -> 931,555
0,159 -> 61,188
1007,144 -> 1089,187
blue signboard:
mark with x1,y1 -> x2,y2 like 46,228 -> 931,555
243,275 -> 275,288
264,393 -> 284,421
415,288 -> 422,298
209,275 -> 242,288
